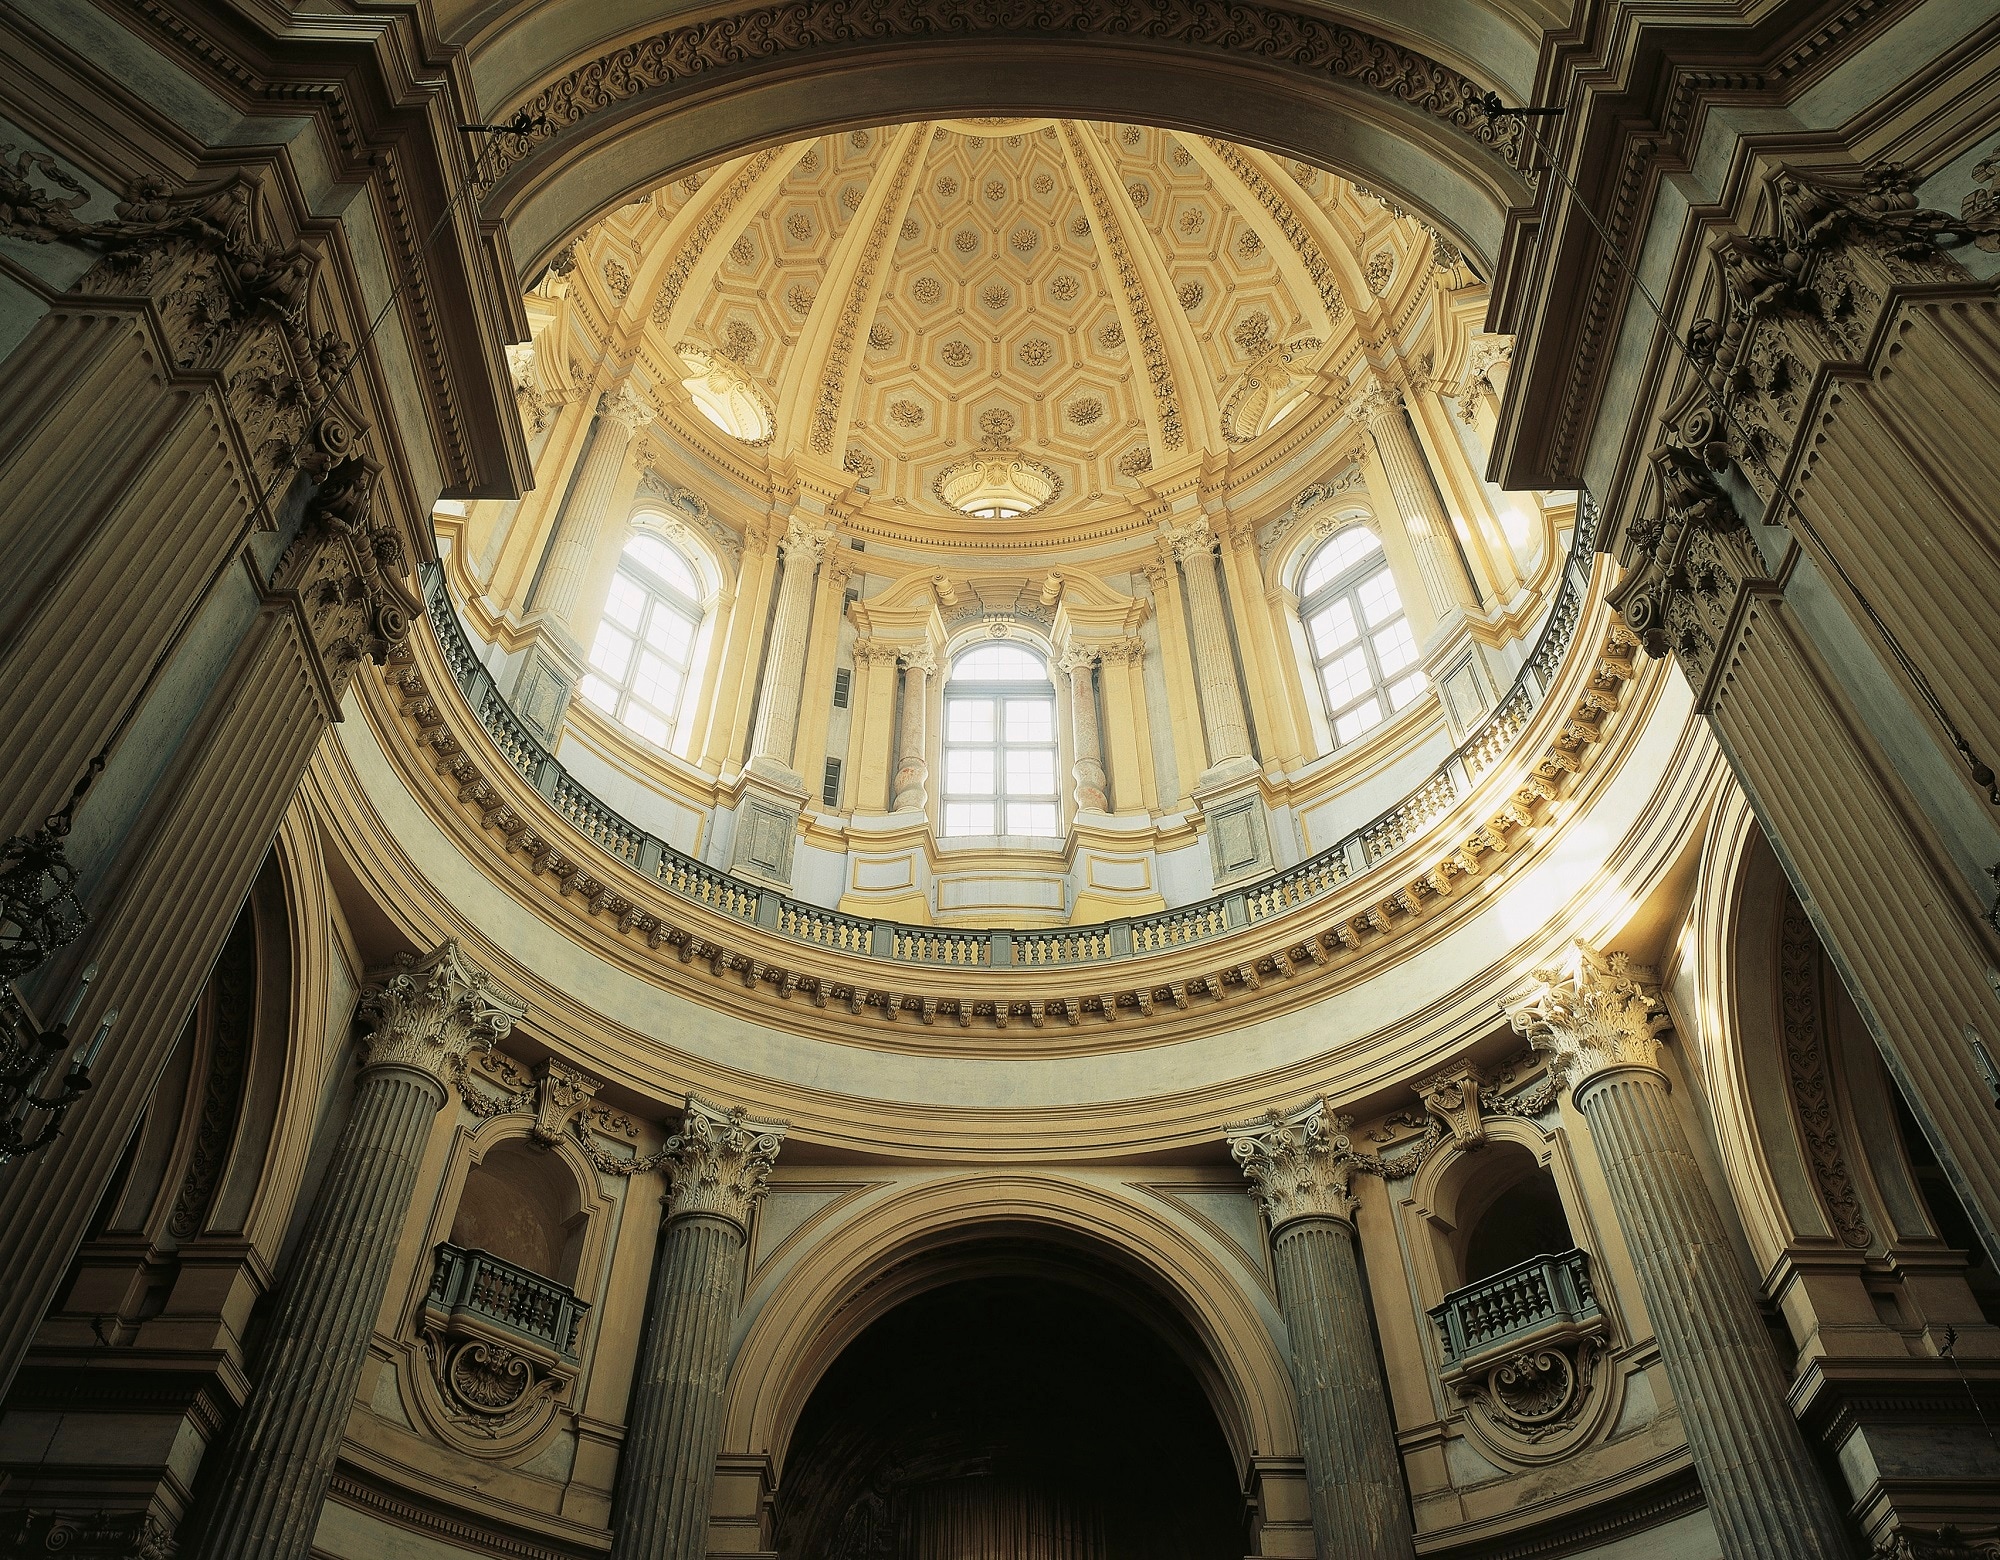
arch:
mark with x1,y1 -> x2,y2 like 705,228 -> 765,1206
478,28 -> 1536,286
450,1135 -> 590,1283
726,1176 -> 1296,1484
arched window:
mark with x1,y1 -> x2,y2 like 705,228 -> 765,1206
1297,525 -> 1425,747
580,534 -> 705,746
942,643 -> 1059,838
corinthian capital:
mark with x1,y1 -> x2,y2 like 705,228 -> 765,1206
1166,517 -> 1215,564
1354,377 -> 1403,427
1507,942 -> 1671,1092
599,382 -> 654,434
781,516 -> 834,567
1227,1099 -> 1360,1231
356,941 -> 526,1087
663,1095 -> 787,1231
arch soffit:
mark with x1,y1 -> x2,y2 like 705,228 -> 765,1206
1407,1114 -> 1554,1234
726,1176 -> 1296,1480
480,36 -> 1534,280
624,505 -> 732,599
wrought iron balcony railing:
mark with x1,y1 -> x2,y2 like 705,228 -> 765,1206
426,1242 -> 590,1360
416,497 -> 1600,969
1429,1248 -> 1601,1369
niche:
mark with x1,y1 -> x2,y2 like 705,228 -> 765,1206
1457,1144 -> 1576,1286
449,1140 -> 585,1284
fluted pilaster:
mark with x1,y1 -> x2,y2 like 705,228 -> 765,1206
1510,944 -> 1853,1560
195,943 -> 522,1560
746,518 -> 832,789
1166,519 -> 1252,777
610,1098 -> 786,1560
532,383 -> 652,629
1230,1103 -> 1415,1560
1357,379 -> 1472,620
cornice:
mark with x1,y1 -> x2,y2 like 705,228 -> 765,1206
357,574 -> 1655,1057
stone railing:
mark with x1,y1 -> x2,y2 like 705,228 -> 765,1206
1428,1248 -> 1600,1368
417,499 -> 1601,973
426,1242 -> 591,1360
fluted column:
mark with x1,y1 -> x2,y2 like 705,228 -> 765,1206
746,517 -> 833,790
531,382 -> 653,630
1229,1104 -> 1415,1560
1357,378 -> 1474,620
1509,944 -> 1853,1560
890,644 -> 936,814
1057,643 -> 1109,813
611,1098 -> 786,1560
195,944 -> 524,1560
1166,518 -> 1253,779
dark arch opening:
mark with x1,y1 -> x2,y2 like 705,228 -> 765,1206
1459,1144 -> 1575,1285
776,1274 -> 1243,1559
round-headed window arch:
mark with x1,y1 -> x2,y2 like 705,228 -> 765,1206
941,641 -> 1060,838
1296,522 -> 1426,747
676,342 -> 775,445
580,532 -> 706,746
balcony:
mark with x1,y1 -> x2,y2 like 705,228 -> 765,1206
425,1242 -> 590,1361
1429,1248 -> 1601,1373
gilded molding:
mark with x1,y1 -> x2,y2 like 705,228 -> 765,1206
357,941 -> 527,1087
1506,942 -> 1669,1093
1059,122 -> 1184,454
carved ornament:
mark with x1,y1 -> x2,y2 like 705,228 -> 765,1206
356,941 -> 527,1088
663,1095 -> 787,1231
1228,1098 -> 1361,1229
1506,942 -> 1669,1092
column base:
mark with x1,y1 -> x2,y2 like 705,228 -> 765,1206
1193,771 -> 1276,888
727,775 -> 806,888
509,629 -> 585,747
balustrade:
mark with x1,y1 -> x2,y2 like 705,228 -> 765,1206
409,498 -> 1605,974
427,1241 -> 591,1359
1429,1248 -> 1598,1367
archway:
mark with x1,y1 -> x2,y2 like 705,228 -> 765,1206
477,26 -> 1539,277
775,1272 -> 1244,1559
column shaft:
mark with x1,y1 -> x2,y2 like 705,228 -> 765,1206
1271,1216 -> 1417,1560
891,659 -> 931,813
747,525 -> 825,781
1578,1068 -> 1852,1560
531,389 -> 647,629
1362,388 -> 1473,620
195,1066 -> 446,1560
1062,651 -> 1108,813
610,1214 -> 748,1560
1171,526 -> 1252,769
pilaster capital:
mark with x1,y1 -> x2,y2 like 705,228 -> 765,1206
850,636 -> 903,667
599,382 -> 654,435
1506,941 -> 1671,1093
356,941 -> 526,1088
662,1095 -> 787,1231
1227,1098 -> 1360,1231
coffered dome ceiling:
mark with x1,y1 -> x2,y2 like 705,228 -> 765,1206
558,118 -> 1453,523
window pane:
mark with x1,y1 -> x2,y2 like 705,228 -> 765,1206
1389,671 -> 1428,710
588,625 -> 633,680
579,674 -> 619,713
1005,698 -> 1055,742
954,644 -> 1047,682
603,576 -> 645,632
944,801 -> 994,836
947,698 -> 994,741
1320,647 -> 1373,709
1307,600 -> 1358,656
1300,527 -> 1383,595
1006,748 -> 1057,796
625,536 -> 700,598
1007,801 -> 1059,836
945,749 -> 995,796
631,649 -> 679,708
1335,699 -> 1384,744
1357,569 -> 1402,627
621,704 -> 670,745
1372,619 -> 1419,675
644,606 -> 694,661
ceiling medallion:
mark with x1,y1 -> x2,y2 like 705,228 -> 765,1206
932,409 -> 1061,519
